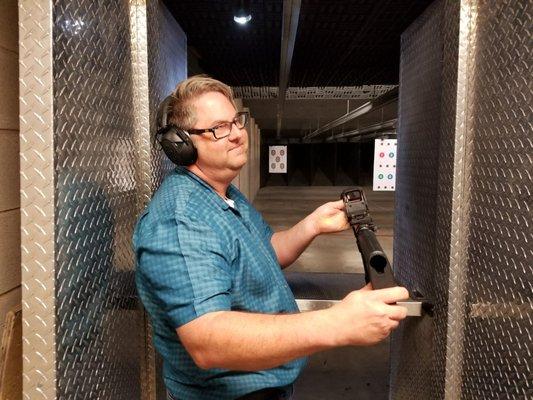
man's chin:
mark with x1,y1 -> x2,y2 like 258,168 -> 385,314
228,152 -> 248,169
229,158 -> 247,171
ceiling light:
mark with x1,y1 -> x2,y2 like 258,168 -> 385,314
233,0 -> 252,25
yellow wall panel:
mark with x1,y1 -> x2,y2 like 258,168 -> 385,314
0,210 -> 20,295
0,287 -> 20,332
0,48 -> 18,130
0,133 -> 19,211
0,0 -> 17,53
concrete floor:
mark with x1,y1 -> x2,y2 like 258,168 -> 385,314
254,186 -> 396,400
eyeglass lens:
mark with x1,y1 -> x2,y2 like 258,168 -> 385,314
213,113 -> 247,139
235,113 -> 247,128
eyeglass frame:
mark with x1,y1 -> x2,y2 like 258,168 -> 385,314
187,111 -> 249,140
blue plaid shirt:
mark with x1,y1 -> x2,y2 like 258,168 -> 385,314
133,167 -> 306,400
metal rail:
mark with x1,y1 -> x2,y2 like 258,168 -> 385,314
277,0 -> 301,138
303,87 -> 398,140
325,119 -> 397,141
296,299 -> 423,316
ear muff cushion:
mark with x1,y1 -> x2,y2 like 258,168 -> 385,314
155,95 -> 198,166
160,128 -> 198,166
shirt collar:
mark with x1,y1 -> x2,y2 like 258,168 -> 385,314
176,167 -> 234,211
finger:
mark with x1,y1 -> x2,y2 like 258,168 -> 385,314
359,282 -> 373,291
369,286 -> 410,303
384,304 -> 408,321
330,199 -> 346,210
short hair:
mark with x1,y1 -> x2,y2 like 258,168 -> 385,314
168,75 -> 236,129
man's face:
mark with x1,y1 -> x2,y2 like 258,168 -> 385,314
189,91 -> 248,174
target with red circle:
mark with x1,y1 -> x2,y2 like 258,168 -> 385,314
373,139 -> 397,191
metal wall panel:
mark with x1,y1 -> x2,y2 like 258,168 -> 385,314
19,1 -> 56,398
390,2 -> 445,398
392,0 -> 532,398
441,2 -> 474,397
145,2 -> 187,399
20,1 -> 187,399
53,0 -> 142,398
146,0 -> 187,191
459,1 -> 532,397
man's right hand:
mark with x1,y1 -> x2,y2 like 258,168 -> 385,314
325,284 -> 410,346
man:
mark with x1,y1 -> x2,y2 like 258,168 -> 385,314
133,75 -> 409,400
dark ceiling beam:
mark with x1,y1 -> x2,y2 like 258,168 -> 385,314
263,130 -> 396,145
303,87 -> 398,141
276,0 -> 301,138
325,119 -> 397,141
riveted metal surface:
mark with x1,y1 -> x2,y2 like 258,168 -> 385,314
390,1 -> 445,398
53,0 -> 142,398
458,0 -> 532,397
147,0 -> 187,190
19,1 -> 56,398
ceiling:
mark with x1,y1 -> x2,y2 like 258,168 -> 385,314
163,0 -> 434,139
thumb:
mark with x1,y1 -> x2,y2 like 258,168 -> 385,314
359,282 -> 373,291
331,199 -> 346,209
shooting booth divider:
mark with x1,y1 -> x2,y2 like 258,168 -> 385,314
391,0 -> 532,399
19,0 -> 186,398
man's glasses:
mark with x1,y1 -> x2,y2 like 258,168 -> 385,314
188,112 -> 249,140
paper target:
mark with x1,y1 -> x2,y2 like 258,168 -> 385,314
373,139 -> 397,191
269,146 -> 287,173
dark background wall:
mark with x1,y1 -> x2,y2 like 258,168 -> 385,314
260,142 -> 374,187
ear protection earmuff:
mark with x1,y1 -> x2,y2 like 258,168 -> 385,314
155,95 -> 198,166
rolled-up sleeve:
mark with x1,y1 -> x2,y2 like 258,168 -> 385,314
136,212 -> 232,329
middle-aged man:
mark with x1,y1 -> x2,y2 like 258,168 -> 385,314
134,75 -> 409,400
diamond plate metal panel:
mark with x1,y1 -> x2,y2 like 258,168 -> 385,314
145,2 -> 187,399
459,0 -> 532,397
130,0 -> 153,208
392,0 -> 532,398
19,1 -> 56,398
129,2 -> 157,398
441,2 -> 474,397
20,1 -> 186,399
53,0 -> 142,398
390,1 -> 445,398
147,0 -> 187,190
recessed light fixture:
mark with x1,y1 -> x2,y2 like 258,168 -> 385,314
234,0 -> 252,25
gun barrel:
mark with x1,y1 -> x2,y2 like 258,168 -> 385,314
356,227 -> 397,289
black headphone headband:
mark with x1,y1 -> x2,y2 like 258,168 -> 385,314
155,95 -> 198,166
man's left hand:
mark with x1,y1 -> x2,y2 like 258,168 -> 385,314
309,199 -> 350,235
